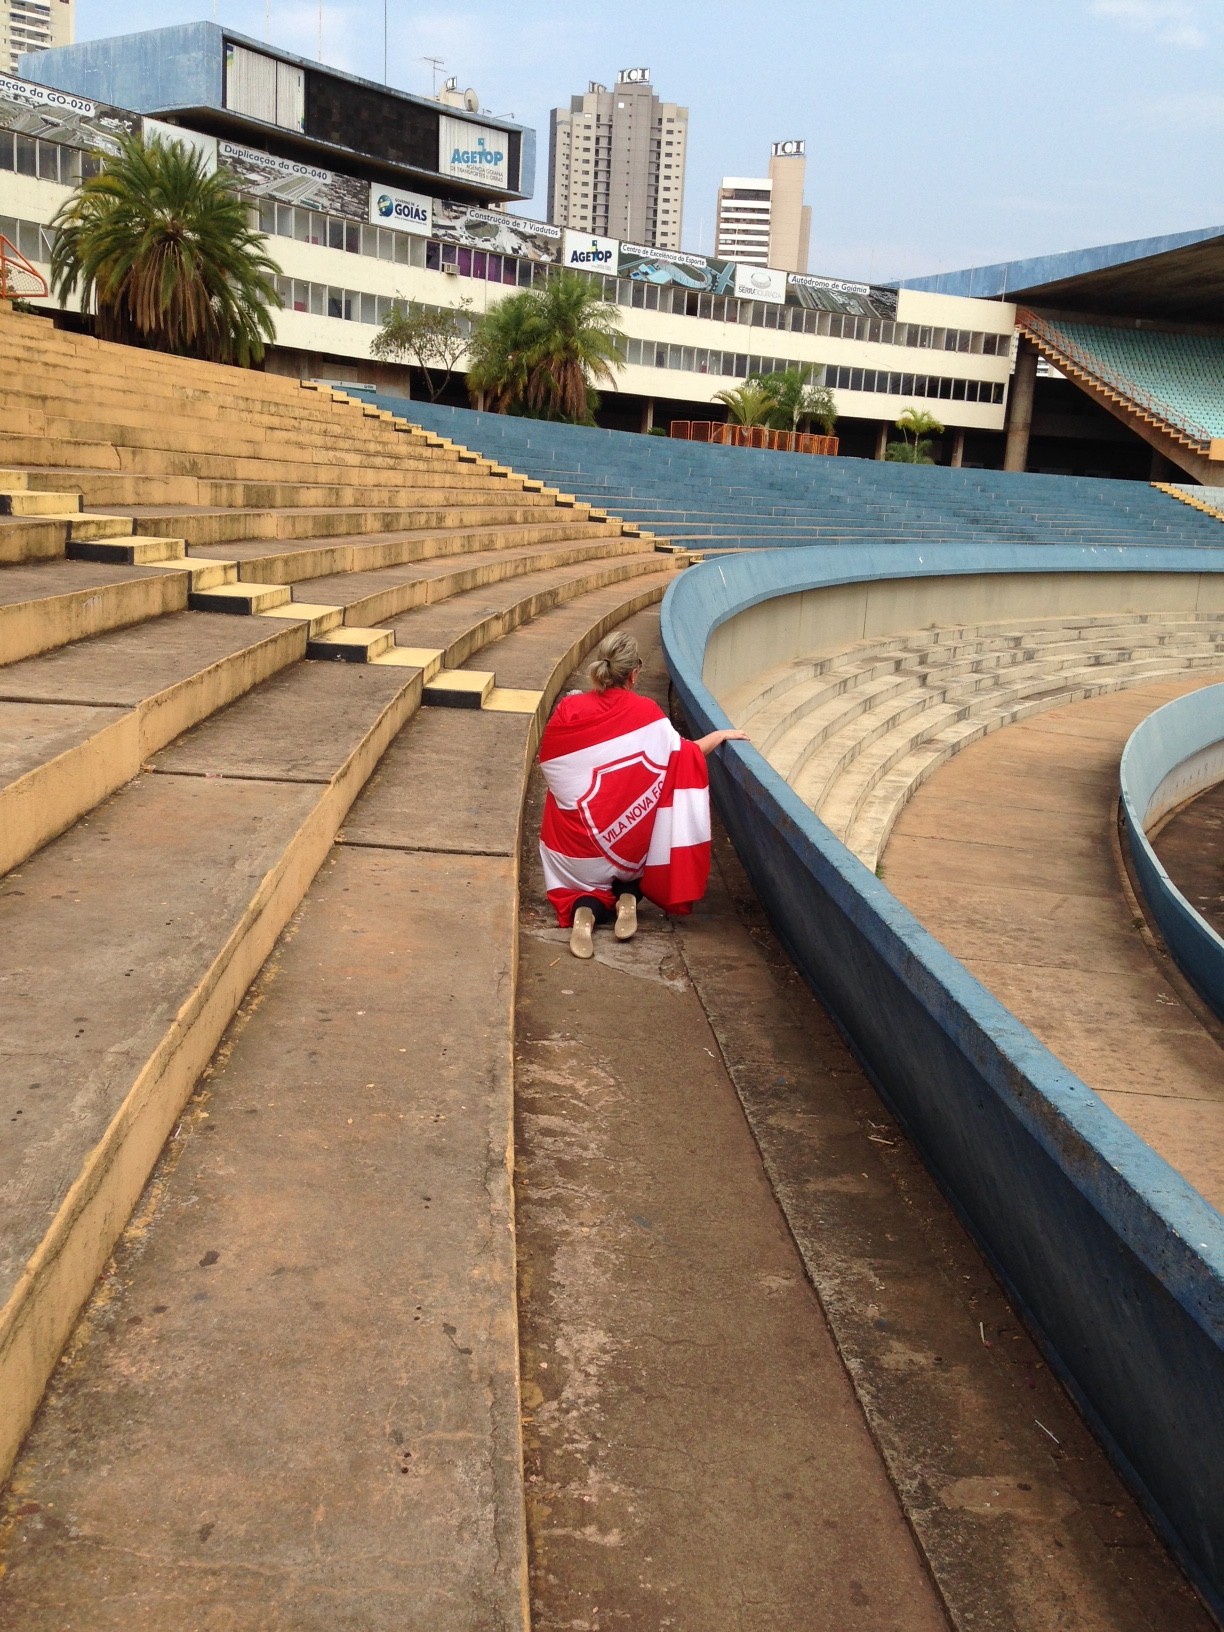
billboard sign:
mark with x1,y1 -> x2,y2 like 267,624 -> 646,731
561,230 -> 618,272
617,241 -> 736,294
734,264 -> 787,305
217,139 -> 365,214
432,200 -> 560,262
0,70 -> 137,154
369,182 -> 431,235
788,271 -> 898,320
439,115 -> 510,192
143,118 -> 217,173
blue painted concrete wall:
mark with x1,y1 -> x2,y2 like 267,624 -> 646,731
661,542 -> 1224,1617
1121,684 -> 1224,1021
22,23 -> 224,116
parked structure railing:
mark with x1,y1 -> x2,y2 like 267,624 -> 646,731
669,421 -> 838,456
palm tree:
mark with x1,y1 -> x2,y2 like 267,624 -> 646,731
466,271 -> 625,423
523,271 -> 625,422
465,290 -> 538,414
713,380 -> 776,427
49,132 -> 281,366
752,366 -> 838,434
886,406 -> 944,464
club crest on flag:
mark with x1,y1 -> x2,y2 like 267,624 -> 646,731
577,751 -> 668,869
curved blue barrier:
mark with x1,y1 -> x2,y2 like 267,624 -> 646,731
661,541 -> 1224,1616
1121,685 -> 1224,1021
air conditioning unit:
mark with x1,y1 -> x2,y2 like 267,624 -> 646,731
443,264 -> 460,276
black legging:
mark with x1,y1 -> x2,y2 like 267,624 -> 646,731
573,879 -> 642,926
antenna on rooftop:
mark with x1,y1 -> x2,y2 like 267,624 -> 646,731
422,56 -> 446,95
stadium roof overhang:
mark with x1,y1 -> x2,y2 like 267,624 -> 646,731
900,225 -> 1224,324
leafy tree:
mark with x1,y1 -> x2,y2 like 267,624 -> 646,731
49,132 -> 280,366
465,270 -> 625,423
886,406 -> 944,464
370,297 -> 473,400
751,366 -> 838,434
713,380 -> 777,427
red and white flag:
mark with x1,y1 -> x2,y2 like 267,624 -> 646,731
538,688 -> 711,926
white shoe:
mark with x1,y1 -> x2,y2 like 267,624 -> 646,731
614,893 -> 638,941
569,906 -> 596,959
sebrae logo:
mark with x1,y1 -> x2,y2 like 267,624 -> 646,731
451,134 -> 505,170
377,193 -> 428,224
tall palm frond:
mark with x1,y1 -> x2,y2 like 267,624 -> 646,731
49,132 -> 281,366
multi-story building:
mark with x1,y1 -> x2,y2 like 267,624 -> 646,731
2,0 -> 71,75
716,141 -> 810,273
714,178 -> 772,266
547,67 -> 687,250
767,140 -> 810,274
8,26 -> 1019,465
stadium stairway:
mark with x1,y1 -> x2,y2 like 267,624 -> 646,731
725,611 -> 1224,872
0,307 -> 684,1619
343,389 -> 1224,554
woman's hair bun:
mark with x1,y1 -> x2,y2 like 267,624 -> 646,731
588,630 -> 641,691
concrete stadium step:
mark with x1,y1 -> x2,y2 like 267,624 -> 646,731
844,651 -> 1224,872
0,512 -> 145,566
0,611 -> 309,876
0,463 -> 557,513
375,556 -> 679,684
124,505 -> 612,553
278,535 -> 659,630
788,638 -> 1224,809
0,558 -> 237,666
176,517 -> 631,590
0,659 -> 421,1486
733,613 -> 1224,731
0,534 -> 679,1620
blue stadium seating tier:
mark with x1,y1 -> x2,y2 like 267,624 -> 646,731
1024,317 -> 1224,445
343,392 -> 1224,552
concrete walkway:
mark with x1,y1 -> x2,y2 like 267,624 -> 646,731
514,618 -> 1212,1632
884,676 -> 1224,1213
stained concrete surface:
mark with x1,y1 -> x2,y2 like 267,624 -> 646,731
1155,778 -> 1224,941
514,616 -> 1213,1632
884,677 -> 1224,1213
0,699 -> 532,1628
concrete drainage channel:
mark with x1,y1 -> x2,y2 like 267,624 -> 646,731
663,544 -> 1224,1622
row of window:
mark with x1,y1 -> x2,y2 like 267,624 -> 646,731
625,337 -> 1003,399
823,365 -> 1005,404
257,202 -> 1012,353
0,130 -> 105,186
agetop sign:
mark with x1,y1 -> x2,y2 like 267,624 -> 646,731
561,230 -> 618,271
439,115 -> 510,191
369,182 -> 432,235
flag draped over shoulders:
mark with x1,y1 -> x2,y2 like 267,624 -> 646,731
538,686 -> 711,926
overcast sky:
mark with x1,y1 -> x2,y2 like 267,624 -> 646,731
74,0 -> 1224,281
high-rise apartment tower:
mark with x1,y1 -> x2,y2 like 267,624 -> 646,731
715,140 -> 810,272
547,67 -> 687,250
3,0 -> 73,74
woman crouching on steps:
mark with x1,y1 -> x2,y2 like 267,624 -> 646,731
538,630 -> 747,960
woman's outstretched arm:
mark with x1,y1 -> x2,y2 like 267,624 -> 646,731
694,727 -> 749,756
